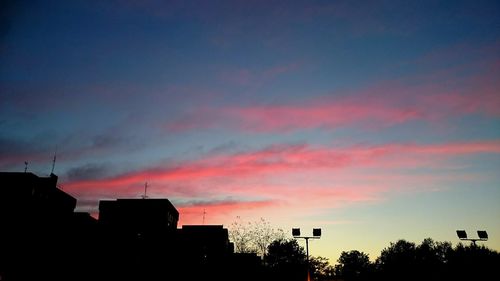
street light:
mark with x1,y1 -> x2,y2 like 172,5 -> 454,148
292,228 -> 322,280
456,230 -> 488,246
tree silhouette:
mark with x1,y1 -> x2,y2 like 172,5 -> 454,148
310,256 -> 335,281
264,239 -> 335,281
252,218 -> 286,257
448,242 -> 500,281
373,238 -> 500,281
414,238 -> 452,280
264,239 -> 307,281
265,239 -> 306,267
229,217 -> 254,253
334,250 -> 372,281
229,217 -> 285,257
375,239 -> 417,280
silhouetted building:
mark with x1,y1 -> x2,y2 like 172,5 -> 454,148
96,198 -> 181,280
71,211 -> 98,227
0,172 -> 76,218
0,172 -> 97,281
178,225 -> 234,260
0,172 -> 263,281
173,225 -> 235,280
99,198 -> 179,232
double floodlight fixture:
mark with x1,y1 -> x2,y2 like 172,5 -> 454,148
292,228 -> 322,238
456,230 -> 488,245
292,226 -> 323,280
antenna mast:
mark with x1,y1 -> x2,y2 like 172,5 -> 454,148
142,182 -> 149,199
24,161 -> 28,173
50,147 -> 57,175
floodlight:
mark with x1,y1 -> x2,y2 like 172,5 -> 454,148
477,230 -> 488,240
291,227 -> 322,279
456,230 -> 467,239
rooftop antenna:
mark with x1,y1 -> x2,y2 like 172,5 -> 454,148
203,209 -> 206,225
24,161 -> 28,173
50,147 -> 57,175
142,182 -> 149,199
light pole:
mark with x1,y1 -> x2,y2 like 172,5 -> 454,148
292,228 -> 321,280
456,230 -> 488,246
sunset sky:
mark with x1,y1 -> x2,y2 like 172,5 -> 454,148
1,0 -> 499,261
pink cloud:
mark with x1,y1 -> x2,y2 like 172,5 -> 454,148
64,140 -> 500,191
222,101 -> 421,132
63,140 -> 500,223
164,96 -> 422,133
172,83 -> 498,133
167,57 -> 500,133
403,141 -> 500,154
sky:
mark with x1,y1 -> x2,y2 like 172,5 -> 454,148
1,0 -> 499,262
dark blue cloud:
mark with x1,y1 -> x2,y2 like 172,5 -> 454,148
65,162 -> 110,181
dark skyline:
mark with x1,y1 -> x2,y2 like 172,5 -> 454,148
1,0 -> 499,261
1,171 -> 498,281
0,171 -> 250,281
